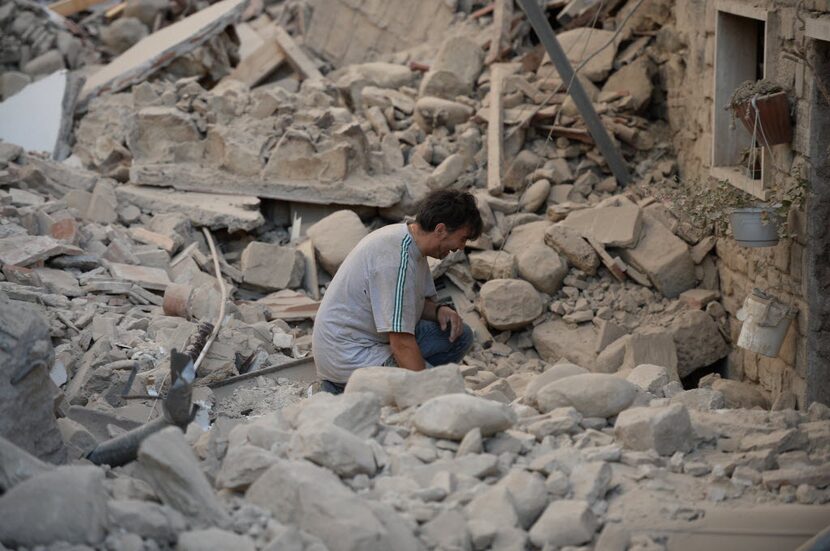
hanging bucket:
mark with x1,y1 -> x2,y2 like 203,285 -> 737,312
733,91 -> 793,146
729,207 -> 781,247
736,288 -> 796,357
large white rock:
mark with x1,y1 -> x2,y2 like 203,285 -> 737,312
528,499 -> 598,548
306,210 -> 368,275
523,363 -> 589,406
538,27 -> 619,82
0,466 -> 108,548
288,391 -> 381,438
392,364 -> 466,408
479,279 -> 543,330
515,243 -> 568,294
614,403 -> 693,456
570,461 -> 612,503
293,423 -> 377,478
413,394 -> 517,440
627,364 -> 677,396
107,499 -> 186,543
419,35 -> 484,99
601,56 -> 653,112
344,367 -> 409,407
535,373 -> 638,417
246,459 -> 421,551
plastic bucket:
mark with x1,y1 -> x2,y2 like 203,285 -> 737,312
730,208 -> 781,247
736,289 -> 796,357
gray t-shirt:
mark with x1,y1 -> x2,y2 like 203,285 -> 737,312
312,223 -> 436,383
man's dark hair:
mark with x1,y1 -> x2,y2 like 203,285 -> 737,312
414,189 -> 483,240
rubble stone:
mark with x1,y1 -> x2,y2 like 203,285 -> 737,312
413,393 -> 517,440
86,179 -> 119,224
419,35 -> 484,99
711,378 -> 769,409
671,388 -> 726,410
524,363 -> 589,406
101,17 -> 148,54
127,106 -> 201,163
479,278 -> 542,330
469,250 -> 517,280
0,436 -> 53,493
627,364 -> 675,395
289,391 -> 381,438
414,97 -> 474,132
307,210 -> 368,275
0,466 -> 108,547
560,197 -> 643,248
529,499 -> 598,548
601,56 -> 653,112
614,404 -> 693,455
177,528 -> 256,551
294,422 -> 377,477
520,178 -> 551,212
532,319 -> 598,368
241,242 -> 304,290
670,309 -> 730,378
427,153 -> 465,189
0,72 -> 31,100
544,224 -> 599,275
536,373 -> 638,417
344,367 -> 409,407
515,243 -> 568,294
22,50 -> 65,77
570,461 -> 612,502
216,445 -> 278,491
107,499 -> 186,542
618,212 -> 696,297
137,427 -> 230,528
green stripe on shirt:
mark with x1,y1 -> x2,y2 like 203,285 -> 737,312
392,234 -> 411,332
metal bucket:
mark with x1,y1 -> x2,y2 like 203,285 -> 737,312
736,288 -> 796,357
730,207 -> 781,248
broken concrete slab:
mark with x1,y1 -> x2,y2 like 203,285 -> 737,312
116,185 -> 264,232
80,0 -> 248,106
108,262 -> 172,290
537,27 -> 619,82
560,197 -> 643,248
614,403 -> 694,455
0,234 -> 83,267
670,309 -> 730,378
0,69 -> 83,160
130,162 -> 407,208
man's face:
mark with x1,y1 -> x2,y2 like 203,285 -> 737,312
433,224 -> 473,259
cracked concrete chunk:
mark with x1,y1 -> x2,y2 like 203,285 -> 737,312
414,394 -> 517,440
614,403 -> 693,456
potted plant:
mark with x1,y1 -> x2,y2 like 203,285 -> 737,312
657,176 -> 807,248
727,79 -> 793,147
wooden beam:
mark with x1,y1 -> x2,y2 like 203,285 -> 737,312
487,63 -> 508,196
48,0 -> 108,16
224,25 -> 287,87
485,0 -> 513,64
272,26 -> 323,80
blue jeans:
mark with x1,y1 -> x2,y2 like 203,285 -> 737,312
320,320 -> 474,395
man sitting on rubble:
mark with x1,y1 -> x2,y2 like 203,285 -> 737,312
312,189 -> 484,394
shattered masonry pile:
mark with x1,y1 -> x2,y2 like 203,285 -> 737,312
1,0 -> 830,549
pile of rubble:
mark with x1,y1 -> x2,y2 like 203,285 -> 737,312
2,0 -> 830,548
3,363 -> 830,550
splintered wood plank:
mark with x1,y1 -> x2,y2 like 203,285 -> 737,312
587,237 -> 625,281
485,0 -> 513,64
272,26 -> 323,80
224,25 -> 287,86
49,0 -> 108,16
487,63 -> 508,196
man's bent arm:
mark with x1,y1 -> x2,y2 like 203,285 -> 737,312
421,298 -> 440,322
388,332 -> 426,372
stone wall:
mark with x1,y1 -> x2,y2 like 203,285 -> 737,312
665,0 -> 829,407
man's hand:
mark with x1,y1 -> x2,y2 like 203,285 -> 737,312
437,305 -> 463,342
